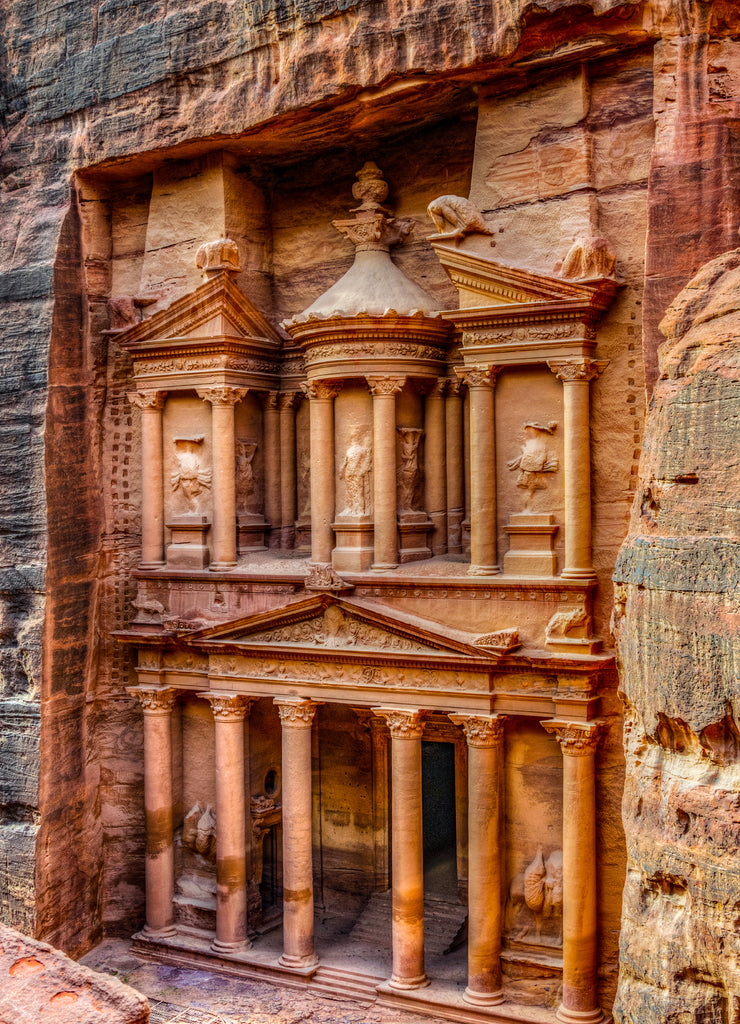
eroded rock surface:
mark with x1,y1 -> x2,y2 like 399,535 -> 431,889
613,248 -> 740,1021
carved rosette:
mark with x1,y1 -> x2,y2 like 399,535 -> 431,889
366,375 -> 406,397
372,707 -> 429,739
127,390 -> 166,410
455,365 -> 500,389
127,686 -> 176,714
547,359 -> 608,384
449,713 -> 507,747
301,380 -> 342,402
196,386 -> 248,406
275,698 -> 321,727
542,720 -> 604,756
200,693 -> 256,721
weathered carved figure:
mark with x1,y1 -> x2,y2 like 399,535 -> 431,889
507,422 -> 559,510
506,848 -> 564,945
559,236 -> 616,280
397,427 -> 423,513
236,440 -> 259,514
427,195 -> 493,240
338,428 -> 372,517
171,437 -> 211,513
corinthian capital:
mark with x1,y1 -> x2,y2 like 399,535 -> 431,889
547,359 -> 608,383
372,706 -> 429,738
542,719 -> 604,755
196,386 -> 248,406
128,391 -> 166,410
200,692 -> 256,721
127,686 -> 176,714
455,365 -> 499,389
301,380 -> 341,401
274,697 -> 322,726
449,713 -> 507,747
366,375 -> 406,397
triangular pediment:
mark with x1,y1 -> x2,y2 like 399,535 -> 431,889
187,594 -> 500,660
431,241 -> 618,310
113,273 -> 282,351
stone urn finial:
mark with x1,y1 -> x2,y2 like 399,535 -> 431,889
351,162 -> 390,215
195,237 -> 241,279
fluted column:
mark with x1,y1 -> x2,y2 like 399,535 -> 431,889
424,379 -> 447,555
547,359 -> 607,580
367,376 -> 405,570
279,392 -> 300,549
201,693 -> 256,952
445,378 -> 464,554
456,366 -> 500,575
128,391 -> 167,568
263,391 -> 281,547
128,686 -> 177,938
372,707 -> 429,990
449,713 -> 507,1005
302,381 -> 340,567
275,697 -> 321,970
197,387 -> 247,569
542,720 -> 604,1024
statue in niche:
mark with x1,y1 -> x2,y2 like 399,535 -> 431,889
181,802 -> 217,863
171,436 -> 211,514
507,421 -> 559,511
506,847 -> 563,946
298,453 -> 311,519
236,439 -> 259,515
338,428 -> 372,517
427,195 -> 494,242
397,427 -> 423,514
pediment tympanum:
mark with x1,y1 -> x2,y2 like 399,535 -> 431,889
113,271 -> 283,391
186,594 -> 499,662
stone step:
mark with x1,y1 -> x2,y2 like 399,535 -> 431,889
349,891 -> 468,958
312,964 -> 384,1002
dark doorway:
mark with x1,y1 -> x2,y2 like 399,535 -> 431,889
422,741 -> 457,898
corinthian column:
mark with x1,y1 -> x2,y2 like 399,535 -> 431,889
456,366 -> 500,575
542,720 -> 605,1024
128,391 -> 167,568
275,697 -> 321,970
197,387 -> 248,569
263,391 -> 281,547
127,686 -> 177,938
448,713 -> 507,1005
445,377 -> 464,554
372,707 -> 429,990
201,693 -> 256,952
424,379 -> 447,555
302,381 -> 340,567
367,376 -> 405,570
279,392 -> 300,549
547,360 -> 607,580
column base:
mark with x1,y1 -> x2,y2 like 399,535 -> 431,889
278,952 -> 320,971
466,564 -> 500,576
463,987 -> 505,1007
211,937 -> 251,954
389,973 -> 430,991
139,561 -> 166,570
141,923 -> 177,940
560,569 -> 597,581
556,1005 -> 605,1024
371,563 -> 398,572
209,561 -> 237,572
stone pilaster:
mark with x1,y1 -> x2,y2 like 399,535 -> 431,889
128,391 -> 167,568
197,386 -> 248,569
444,377 -> 465,554
302,381 -> 341,568
456,366 -> 500,575
367,376 -> 405,570
279,392 -> 300,549
262,391 -> 281,547
423,378 -> 447,555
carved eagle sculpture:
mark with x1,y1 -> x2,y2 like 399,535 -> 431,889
427,195 -> 493,241
523,847 -> 563,943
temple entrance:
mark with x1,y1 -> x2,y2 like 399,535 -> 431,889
422,741 -> 457,899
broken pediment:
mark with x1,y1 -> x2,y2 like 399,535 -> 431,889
431,239 -> 620,313
186,594 -> 501,661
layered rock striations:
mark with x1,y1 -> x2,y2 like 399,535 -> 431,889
613,249 -> 740,1021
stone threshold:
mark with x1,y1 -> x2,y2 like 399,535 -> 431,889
131,931 -> 575,1024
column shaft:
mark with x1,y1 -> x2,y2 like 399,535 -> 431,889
129,687 -> 176,938
279,394 -> 298,549
368,377 -> 404,570
543,721 -> 603,1024
458,368 -> 498,574
198,387 -> 246,569
304,382 -> 339,565
450,714 -> 506,1005
445,380 -> 464,554
204,694 -> 253,952
129,392 -> 166,568
424,381 -> 447,555
263,393 -> 281,547
276,698 -> 320,970
373,707 -> 428,990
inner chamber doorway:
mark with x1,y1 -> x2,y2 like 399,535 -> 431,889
422,740 -> 458,899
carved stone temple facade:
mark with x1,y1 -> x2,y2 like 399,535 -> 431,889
104,149 -> 629,1024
